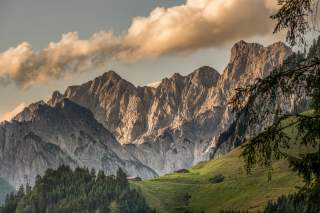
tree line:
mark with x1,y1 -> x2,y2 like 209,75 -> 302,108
0,166 -> 155,213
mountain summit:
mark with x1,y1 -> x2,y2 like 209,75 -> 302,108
1,41 -> 295,187
1,99 -> 157,187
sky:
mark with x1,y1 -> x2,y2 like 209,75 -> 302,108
0,0 -> 286,121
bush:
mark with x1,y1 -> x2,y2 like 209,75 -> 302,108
209,174 -> 225,184
175,169 -> 190,173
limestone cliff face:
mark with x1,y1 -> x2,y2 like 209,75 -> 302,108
196,41 -> 293,156
213,54 -> 308,157
0,41 -> 296,187
49,66 -> 221,145
0,99 -> 157,187
201,41 -> 292,112
47,41 -> 293,175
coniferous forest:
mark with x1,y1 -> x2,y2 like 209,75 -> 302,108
0,166 -> 154,213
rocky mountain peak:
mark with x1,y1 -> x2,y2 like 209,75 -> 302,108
0,40 -> 299,188
52,90 -> 63,100
171,72 -> 183,80
91,70 -> 127,90
98,71 -> 135,92
48,91 -> 64,106
199,40 -> 292,123
60,70 -> 133,103
54,98 -> 94,118
229,40 -> 290,66
158,72 -> 185,90
189,66 -> 220,87
45,41 -> 292,147
1,97 -> 157,187
222,40 -> 292,89
101,70 -> 121,79
97,70 -> 129,86
230,40 -> 263,62
158,66 -> 220,89
14,98 -> 96,127
13,101 -> 46,122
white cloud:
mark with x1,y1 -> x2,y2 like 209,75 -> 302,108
0,0 -> 279,88
0,102 -> 26,122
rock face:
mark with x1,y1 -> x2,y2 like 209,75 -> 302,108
0,99 -> 157,187
49,66 -> 221,145
47,41 -> 293,175
196,41 -> 294,156
213,54 -> 309,157
0,41 -> 296,187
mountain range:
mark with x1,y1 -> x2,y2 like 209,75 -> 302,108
0,40 -> 301,188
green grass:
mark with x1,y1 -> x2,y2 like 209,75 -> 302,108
133,148 -> 303,213
132,112 -> 317,213
0,177 -> 14,205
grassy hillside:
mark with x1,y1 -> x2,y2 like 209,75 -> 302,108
132,112 -> 317,213
133,148 -> 303,213
0,178 -> 14,205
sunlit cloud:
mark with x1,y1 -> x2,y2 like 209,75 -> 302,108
0,0 -> 279,88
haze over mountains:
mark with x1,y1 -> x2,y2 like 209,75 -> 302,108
0,40 -> 300,188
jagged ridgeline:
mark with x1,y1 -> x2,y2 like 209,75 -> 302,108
0,41 -> 296,189
0,166 -> 154,213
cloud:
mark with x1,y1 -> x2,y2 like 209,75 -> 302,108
0,32 -> 124,88
0,0 -> 279,88
0,102 -> 26,122
124,0 -> 278,59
